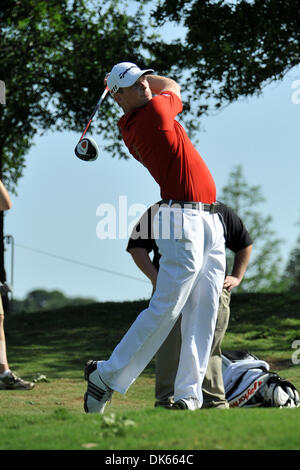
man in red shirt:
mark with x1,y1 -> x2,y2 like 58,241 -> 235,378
84,62 -> 226,413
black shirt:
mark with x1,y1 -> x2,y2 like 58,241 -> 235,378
126,201 -> 253,271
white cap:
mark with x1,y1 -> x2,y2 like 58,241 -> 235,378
107,62 -> 154,95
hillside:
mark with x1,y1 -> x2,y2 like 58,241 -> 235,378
1,292 -> 300,451
5,292 -> 300,381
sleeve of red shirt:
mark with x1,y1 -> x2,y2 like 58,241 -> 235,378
148,91 -> 183,131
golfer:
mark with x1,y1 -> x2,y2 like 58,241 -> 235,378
84,62 -> 226,412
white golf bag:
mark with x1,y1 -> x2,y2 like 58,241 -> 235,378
222,350 -> 300,408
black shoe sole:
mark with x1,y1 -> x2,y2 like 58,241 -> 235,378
84,360 -> 97,413
83,392 -> 89,413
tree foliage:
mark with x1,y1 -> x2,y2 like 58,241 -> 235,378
151,0 -> 300,114
0,0 -> 156,290
282,232 -> 300,291
219,165 -> 283,292
12,288 -> 97,313
0,0 -> 157,192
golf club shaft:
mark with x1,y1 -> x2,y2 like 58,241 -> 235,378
79,86 -> 109,141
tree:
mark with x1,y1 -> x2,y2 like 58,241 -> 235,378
12,288 -> 97,313
0,0 -> 156,301
219,165 -> 283,292
151,0 -> 300,115
282,233 -> 300,290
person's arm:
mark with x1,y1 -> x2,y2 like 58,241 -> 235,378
0,180 -> 12,211
128,247 -> 158,291
223,244 -> 253,292
146,75 -> 181,100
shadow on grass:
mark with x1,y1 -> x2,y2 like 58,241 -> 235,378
5,300 -> 155,378
227,292 -> 300,358
5,293 -> 300,378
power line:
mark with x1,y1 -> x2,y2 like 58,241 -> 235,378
15,243 -> 149,284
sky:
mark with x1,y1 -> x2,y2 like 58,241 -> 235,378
3,53 -> 300,303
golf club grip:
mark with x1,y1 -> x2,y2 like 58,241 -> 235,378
79,87 -> 109,141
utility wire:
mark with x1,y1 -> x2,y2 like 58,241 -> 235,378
15,243 -> 149,284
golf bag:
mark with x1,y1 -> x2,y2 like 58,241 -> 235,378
222,350 -> 300,408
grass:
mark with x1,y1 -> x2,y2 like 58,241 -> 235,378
1,292 -> 300,451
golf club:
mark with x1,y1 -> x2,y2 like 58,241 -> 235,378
74,85 -> 109,161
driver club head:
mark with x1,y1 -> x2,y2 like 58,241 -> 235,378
74,137 -> 99,161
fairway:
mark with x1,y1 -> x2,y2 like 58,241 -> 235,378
1,293 -> 300,451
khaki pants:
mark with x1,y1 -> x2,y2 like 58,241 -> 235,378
155,289 -> 231,407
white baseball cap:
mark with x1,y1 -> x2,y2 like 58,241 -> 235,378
107,62 -> 154,95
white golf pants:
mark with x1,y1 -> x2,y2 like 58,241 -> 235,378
98,206 -> 225,404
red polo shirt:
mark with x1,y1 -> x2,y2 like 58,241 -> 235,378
118,91 -> 216,203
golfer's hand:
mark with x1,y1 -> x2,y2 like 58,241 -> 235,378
104,73 -> 109,87
223,275 -> 241,292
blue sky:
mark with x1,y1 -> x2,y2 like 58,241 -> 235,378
4,63 -> 300,303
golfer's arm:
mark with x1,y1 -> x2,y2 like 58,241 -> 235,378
146,75 -> 181,100
0,180 -> 12,211
128,247 -> 158,287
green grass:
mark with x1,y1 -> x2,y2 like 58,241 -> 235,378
1,293 -> 300,450
1,406 -> 300,450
